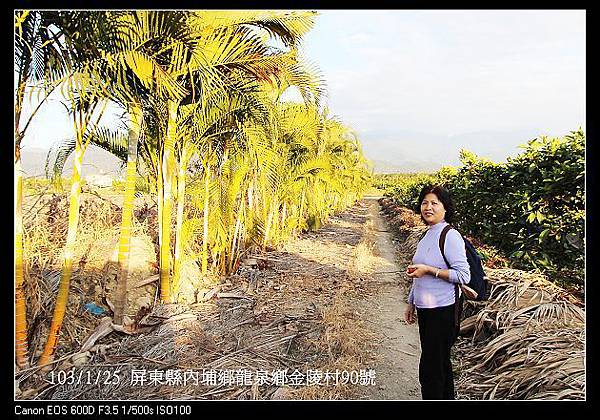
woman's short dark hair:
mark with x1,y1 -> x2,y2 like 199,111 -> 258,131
416,185 -> 455,224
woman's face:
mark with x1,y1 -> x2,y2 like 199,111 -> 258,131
421,193 -> 446,225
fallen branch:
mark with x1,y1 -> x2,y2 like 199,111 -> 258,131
80,317 -> 114,352
133,274 -> 159,289
162,313 -> 197,324
205,334 -> 298,368
250,255 -> 286,263
397,349 -> 417,357
199,286 -> 221,302
217,292 -> 254,301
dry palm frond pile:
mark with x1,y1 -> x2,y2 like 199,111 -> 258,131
455,269 -> 585,400
379,197 -> 423,233
378,198 -> 585,400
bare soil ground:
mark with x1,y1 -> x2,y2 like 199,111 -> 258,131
17,195 -> 422,400
354,197 -> 421,400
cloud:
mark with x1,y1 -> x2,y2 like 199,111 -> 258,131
308,10 -> 585,146
345,32 -> 375,44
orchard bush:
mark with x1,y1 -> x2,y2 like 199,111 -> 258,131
373,173 -> 435,198
382,129 -> 585,281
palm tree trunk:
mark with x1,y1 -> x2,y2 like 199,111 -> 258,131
263,200 -> 275,251
299,191 -> 306,231
246,178 -> 255,236
14,150 -> 28,368
38,140 -> 84,366
157,149 -> 163,270
159,100 -> 178,303
281,201 -> 287,240
272,201 -> 280,244
159,160 -> 172,303
228,195 -> 244,273
172,155 -> 187,301
248,179 -> 254,210
201,162 -> 210,276
14,69 -> 29,369
113,105 -> 142,325
14,71 -> 27,139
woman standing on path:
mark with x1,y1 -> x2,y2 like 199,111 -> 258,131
403,185 -> 470,400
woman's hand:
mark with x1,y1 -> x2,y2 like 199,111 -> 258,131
404,303 -> 416,324
406,264 -> 432,278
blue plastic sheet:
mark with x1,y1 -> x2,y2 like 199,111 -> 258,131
83,302 -> 106,316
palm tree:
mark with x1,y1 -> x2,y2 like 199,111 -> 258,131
150,10 -> 323,301
171,89 -> 260,294
14,10 -> 74,369
38,10 -> 194,362
38,87 -> 109,366
249,99 -> 371,242
101,11 -> 189,323
44,11 -> 194,328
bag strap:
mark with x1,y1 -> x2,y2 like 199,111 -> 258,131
438,224 -> 461,327
438,224 -> 453,269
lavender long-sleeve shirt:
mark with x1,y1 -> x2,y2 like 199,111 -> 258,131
407,221 -> 471,308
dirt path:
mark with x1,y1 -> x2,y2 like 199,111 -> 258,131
275,196 -> 422,399
355,197 -> 421,400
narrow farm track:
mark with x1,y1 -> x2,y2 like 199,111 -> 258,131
354,197 -> 421,400
279,197 -> 422,399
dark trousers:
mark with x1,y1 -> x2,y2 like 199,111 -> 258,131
416,303 -> 458,400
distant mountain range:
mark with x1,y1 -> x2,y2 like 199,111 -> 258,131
20,127 -> 572,177
361,127 -> 561,173
367,159 -> 440,174
20,145 -> 124,179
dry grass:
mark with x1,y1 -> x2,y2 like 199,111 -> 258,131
17,200 -> 378,400
347,239 -> 377,278
289,280 -> 378,400
20,184 -> 157,367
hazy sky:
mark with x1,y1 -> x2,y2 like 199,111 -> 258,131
290,10 -> 586,166
299,10 -> 585,134
20,9 -> 586,168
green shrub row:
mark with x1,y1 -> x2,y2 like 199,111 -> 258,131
380,129 -> 585,281
374,173 -> 437,204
